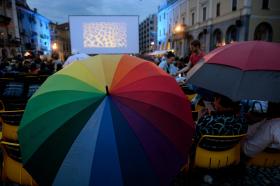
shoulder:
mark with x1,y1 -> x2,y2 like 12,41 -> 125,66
159,60 -> 167,67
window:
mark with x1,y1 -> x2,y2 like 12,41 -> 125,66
254,22 -> 272,41
182,17 -> 185,24
232,0 -> 237,11
164,12 -> 166,19
192,12 -> 195,25
159,15 -> 161,22
203,7 -> 207,21
216,3 -> 220,17
262,0 -> 269,9
169,24 -> 171,34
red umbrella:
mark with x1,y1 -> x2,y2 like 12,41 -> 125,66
188,41 -> 280,101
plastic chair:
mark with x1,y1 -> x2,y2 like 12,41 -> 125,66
0,109 -> 37,185
247,148 -> 280,167
194,134 -> 246,169
1,142 -> 38,186
0,110 -> 24,141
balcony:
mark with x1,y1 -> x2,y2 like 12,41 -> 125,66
0,15 -> 12,26
0,38 -> 21,47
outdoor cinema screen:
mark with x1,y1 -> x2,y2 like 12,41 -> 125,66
69,15 -> 139,54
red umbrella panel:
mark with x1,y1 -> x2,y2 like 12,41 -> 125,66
187,41 -> 280,101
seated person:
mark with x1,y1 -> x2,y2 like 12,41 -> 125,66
242,102 -> 280,158
158,52 -> 178,76
194,94 -> 247,143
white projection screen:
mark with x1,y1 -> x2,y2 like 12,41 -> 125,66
69,15 -> 139,54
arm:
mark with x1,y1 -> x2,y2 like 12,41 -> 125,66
242,120 -> 273,157
176,62 -> 191,75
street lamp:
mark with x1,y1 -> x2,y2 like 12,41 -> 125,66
174,25 -> 182,33
150,41 -> 155,52
52,42 -> 58,50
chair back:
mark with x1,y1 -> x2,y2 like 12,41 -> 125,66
194,134 -> 246,169
1,142 -> 38,186
0,110 -> 24,141
247,148 -> 280,167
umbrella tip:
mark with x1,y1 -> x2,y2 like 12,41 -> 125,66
106,86 -> 109,95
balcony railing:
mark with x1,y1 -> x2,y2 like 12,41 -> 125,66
0,15 -> 12,26
0,38 -> 21,47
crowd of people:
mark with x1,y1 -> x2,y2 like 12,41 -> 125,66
1,42 -> 279,164
0,52 -> 64,77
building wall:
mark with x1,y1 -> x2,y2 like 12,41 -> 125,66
185,0 -> 280,54
157,0 -> 188,57
56,22 -> 71,61
157,3 -> 168,50
17,7 -> 51,54
249,0 -> 280,42
0,0 -> 21,57
139,14 -> 157,54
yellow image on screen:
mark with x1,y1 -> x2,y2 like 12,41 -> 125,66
83,22 -> 127,48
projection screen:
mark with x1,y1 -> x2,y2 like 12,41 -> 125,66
69,15 -> 139,54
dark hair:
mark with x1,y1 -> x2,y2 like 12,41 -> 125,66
216,94 -> 240,111
191,40 -> 201,48
267,102 -> 280,119
166,51 -> 175,59
30,62 -> 37,71
56,63 -> 63,71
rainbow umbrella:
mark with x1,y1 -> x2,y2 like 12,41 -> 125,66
18,55 -> 194,186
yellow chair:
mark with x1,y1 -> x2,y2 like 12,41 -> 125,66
247,149 -> 280,167
194,134 -> 246,169
0,110 -> 24,141
1,142 -> 38,186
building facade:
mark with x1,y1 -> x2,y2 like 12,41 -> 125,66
17,6 -> 51,55
139,14 -> 157,54
186,0 -> 280,54
0,0 -> 21,58
157,0 -> 280,57
157,0 -> 189,58
51,22 -> 71,61
0,0 -> 51,58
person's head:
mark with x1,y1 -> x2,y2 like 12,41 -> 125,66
214,94 -> 239,112
190,40 -> 201,53
56,63 -> 63,71
166,51 -> 175,64
267,102 -> 280,119
52,53 -> 59,60
30,62 -> 37,72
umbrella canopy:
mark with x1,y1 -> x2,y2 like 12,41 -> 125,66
187,41 -> 280,101
63,53 -> 90,67
18,55 -> 194,186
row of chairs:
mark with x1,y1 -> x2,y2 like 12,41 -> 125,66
185,93 -> 280,169
0,75 -> 46,185
0,110 -> 38,185
0,75 -> 48,111
191,134 -> 280,170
